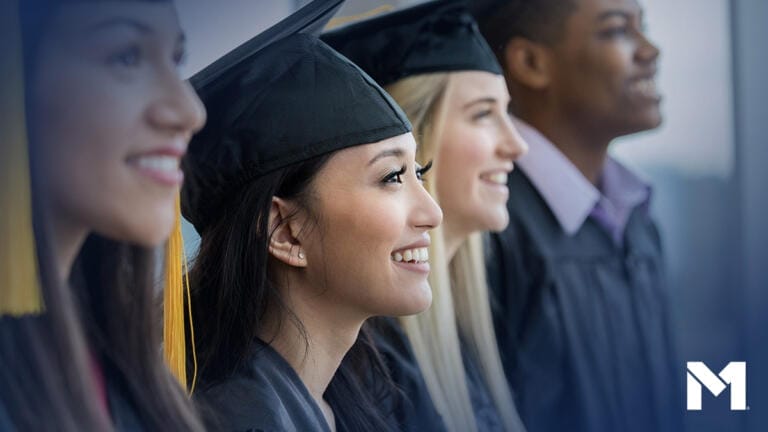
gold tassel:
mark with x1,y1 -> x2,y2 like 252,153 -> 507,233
325,4 -> 394,30
163,196 -> 197,393
0,0 -> 43,316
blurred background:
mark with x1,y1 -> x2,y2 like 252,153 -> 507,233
174,1 -> 768,430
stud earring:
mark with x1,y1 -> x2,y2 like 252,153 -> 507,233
298,251 -> 305,260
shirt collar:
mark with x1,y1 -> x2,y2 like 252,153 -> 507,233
513,117 -> 651,236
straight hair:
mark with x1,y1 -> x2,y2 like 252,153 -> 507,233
387,73 -> 525,432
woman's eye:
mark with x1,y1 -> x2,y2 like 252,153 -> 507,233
173,48 -> 188,68
416,160 -> 434,182
599,26 -> 629,38
108,45 -> 142,68
472,109 -> 493,121
383,166 -> 407,184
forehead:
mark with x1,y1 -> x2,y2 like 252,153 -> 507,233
46,1 -> 180,37
571,0 -> 642,20
446,71 -> 509,104
327,133 -> 417,167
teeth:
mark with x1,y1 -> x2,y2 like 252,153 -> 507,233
135,155 -> 179,172
488,172 -> 508,185
631,79 -> 657,97
403,250 -> 413,262
391,247 -> 429,263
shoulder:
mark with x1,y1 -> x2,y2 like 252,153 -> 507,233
195,346 -> 324,432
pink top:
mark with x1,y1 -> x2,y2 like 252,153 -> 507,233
88,351 -> 110,418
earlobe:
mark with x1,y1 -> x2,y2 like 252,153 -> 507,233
267,197 -> 308,268
504,38 -> 552,90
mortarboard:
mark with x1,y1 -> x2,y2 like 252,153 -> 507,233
321,0 -> 502,87
180,0 -> 412,235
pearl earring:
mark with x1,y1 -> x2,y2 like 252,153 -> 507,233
298,251 -> 305,260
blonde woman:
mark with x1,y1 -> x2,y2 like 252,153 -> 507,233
324,1 -> 528,431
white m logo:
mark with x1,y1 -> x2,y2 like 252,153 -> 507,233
686,361 -> 747,411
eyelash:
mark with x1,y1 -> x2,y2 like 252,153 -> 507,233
416,160 -> 433,182
382,160 -> 433,185
107,45 -> 187,71
382,166 -> 407,184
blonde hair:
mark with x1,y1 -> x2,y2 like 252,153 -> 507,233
386,74 -> 525,432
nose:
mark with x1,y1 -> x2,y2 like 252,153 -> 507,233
147,71 -> 207,137
410,179 -> 443,232
635,32 -> 660,65
497,116 -> 528,161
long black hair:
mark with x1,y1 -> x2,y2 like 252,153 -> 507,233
188,153 -> 397,431
0,1 -> 205,429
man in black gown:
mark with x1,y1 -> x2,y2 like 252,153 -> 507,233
473,1 -> 683,431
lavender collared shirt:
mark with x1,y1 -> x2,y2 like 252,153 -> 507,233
512,117 -> 652,246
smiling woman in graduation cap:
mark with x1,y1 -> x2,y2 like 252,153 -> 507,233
180,1 -> 442,431
0,0 -> 206,430
323,1 -> 529,431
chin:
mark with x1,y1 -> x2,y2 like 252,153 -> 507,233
480,208 -> 510,233
392,283 -> 433,316
625,107 -> 663,134
115,214 -> 176,247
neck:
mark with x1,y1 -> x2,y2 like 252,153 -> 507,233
516,101 -> 613,186
260,279 -> 364,430
442,223 -> 466,262
48,212 -> 88,284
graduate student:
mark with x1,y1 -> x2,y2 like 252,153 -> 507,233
0,0 -> 206,429
180,1 -> 442,431
324,1 -> 527,430
473,0 -> 681,431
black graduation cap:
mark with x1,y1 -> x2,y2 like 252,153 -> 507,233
321,0 -> 502,87
181,0 -> 412,234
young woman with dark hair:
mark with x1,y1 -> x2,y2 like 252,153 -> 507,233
180,2 -> 442,431
0,0 -> 206,429
323,1 -> 528,430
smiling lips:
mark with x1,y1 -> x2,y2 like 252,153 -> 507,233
128,152 -> 185,187
629,77 -> 660,100
481,171 -> 508,186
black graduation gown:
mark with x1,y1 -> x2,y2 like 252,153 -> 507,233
370,317 -> 448,432
487,169 -> 682,432
105,364 -> 147,431
195,339 -> 333,432
0,362 -> 150,431
460,340 -> 505,432
372,317 -> 505,432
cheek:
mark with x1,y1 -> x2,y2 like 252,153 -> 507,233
311,192 -> 419,312
435,129 -> 490,208
320,193 -> 403,266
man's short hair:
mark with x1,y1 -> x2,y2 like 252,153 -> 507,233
472,0 -> 577,62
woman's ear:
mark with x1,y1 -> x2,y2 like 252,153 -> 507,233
267,197 -> 307,268
503,37 -> 554,90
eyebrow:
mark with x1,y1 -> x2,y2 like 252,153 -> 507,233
463,97 -> 497,110
86,17 -> 154,35
85,17 -> 186,46
368,148 -> 405,166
